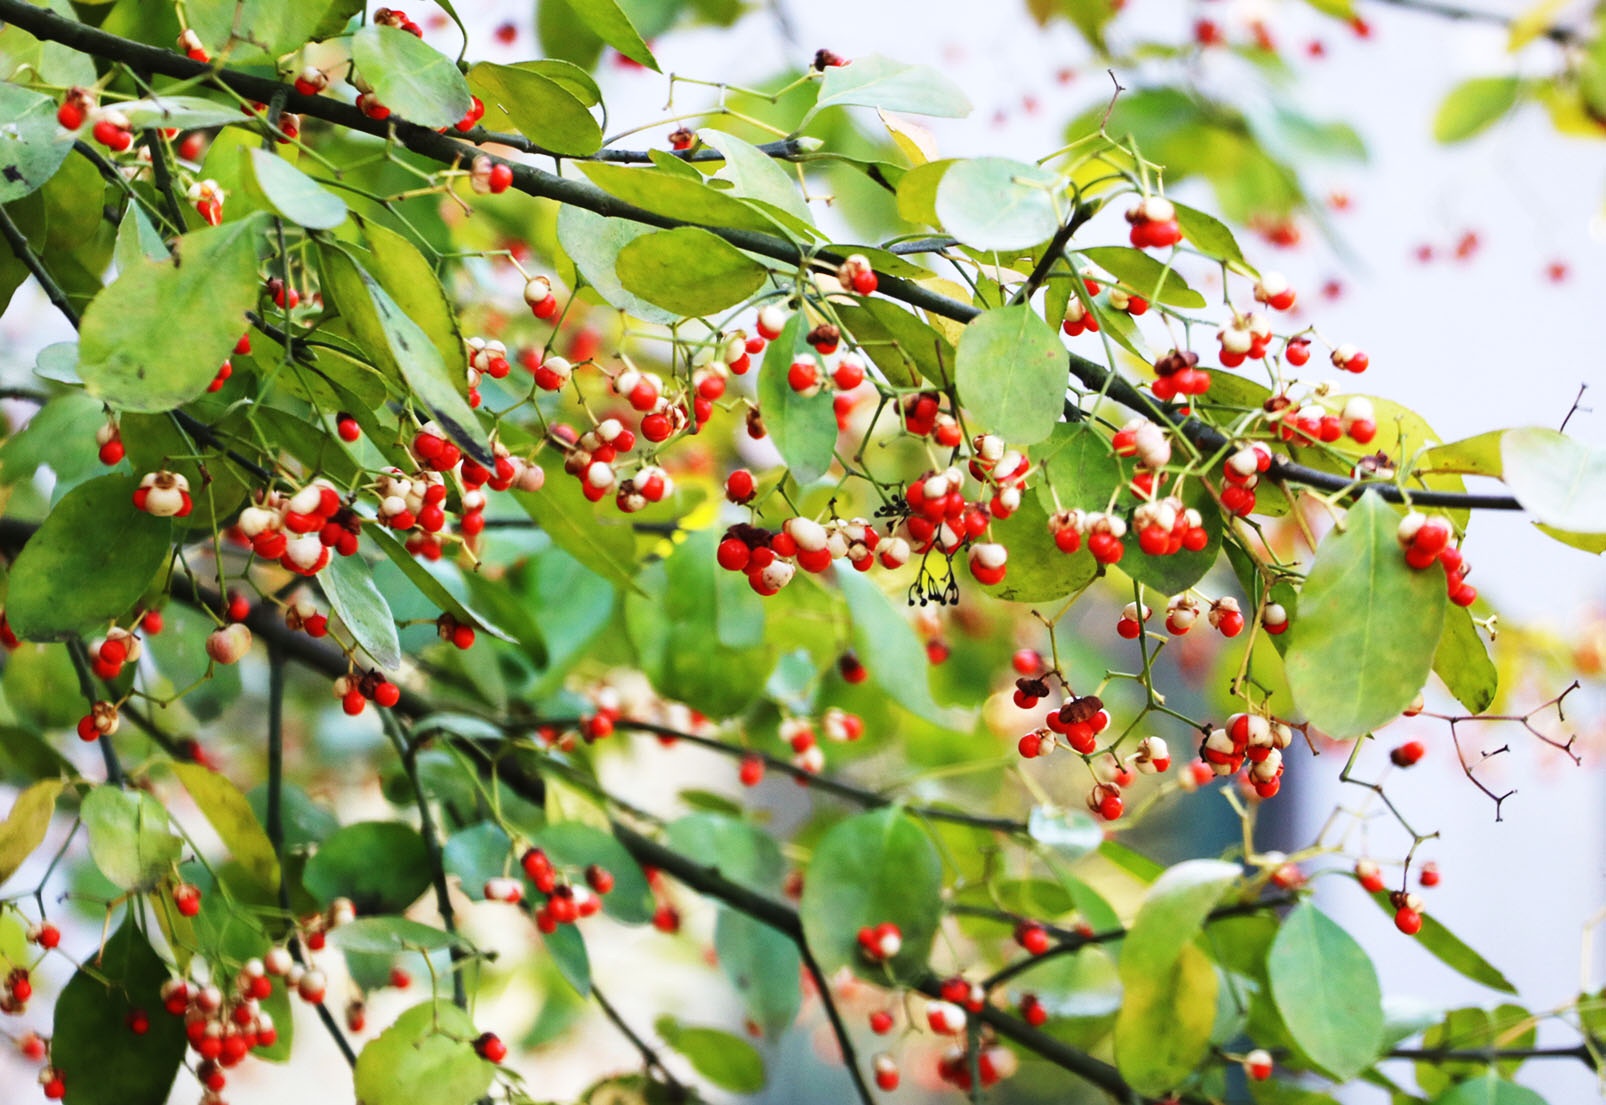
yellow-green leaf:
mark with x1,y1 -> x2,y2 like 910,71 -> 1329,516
170,762 -> 281,892
614,226 -> 768,317
0,780 -> 63,888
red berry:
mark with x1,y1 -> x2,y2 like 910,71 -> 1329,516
474,1032 -> 508,1064
172,883 -> 202,917
1418,861 -> 1440,888
738,754 -> 764,787
1394,906 -> 1422,935
1390,740 -> 1425,768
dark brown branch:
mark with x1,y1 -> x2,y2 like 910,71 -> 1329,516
0,0 -> 1528,514
1387,1044 -> 1597,1069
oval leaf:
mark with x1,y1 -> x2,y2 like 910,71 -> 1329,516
244,148 -> 347,229
170,762 -> 281,892
556,0 -> 657,70
302,821 -> 432,915
1078,246 -> 1206,308
52,921 -> 188,1105
1286,494 -> 1449,738
615,226 -> 768,317
81,786 -> 182,891
350,24 -> 473,128
5,475 -> 172,641
79,216 -> 265,412
715,909 -> 801,1039
556,206 -> 679,324
813,54 -> 972,118
321,551 -> 403,671
0,83 -> 73,203
320,244 -> 491,467
1433,604 -> 1498,714
799,807 -> 942,983
1268,903 -> 1385,1080
755,311 -> 837,485
1121,859 -> 1242,977
835,567 -> 944,723
354,1001 -> 495,1105
1434,77 -> 1523,144
956,303 -> 1066,445
0,779 -> 63,888
935,157 -> 1062,252
1114,940 -> 1218,1096
467,62 -> 602,156
328,916 -> 464,955
1501,427 -> 1606,533
655,1018 -> 766,1093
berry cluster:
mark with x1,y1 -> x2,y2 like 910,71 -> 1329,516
1199,712 -> 1294,798
1397,512 -> 1476,607
518,849 -> 614,932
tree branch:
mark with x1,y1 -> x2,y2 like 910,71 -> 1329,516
0,0 -> 1528,514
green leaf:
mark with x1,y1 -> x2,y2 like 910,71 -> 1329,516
556,206 -> 679,324
1421,431 -> 1506,478
0,779 -> 63,888
1268,903 -> 1384,1079
545,921 -> 592,996
1434,78 -> 1523,143
321,244 -> 490,467
113,203 -> 168,273
1501,427 -> 1606,533
626,530 -> 772,718
552,0 -> 658,70
697,128 -> 814,227
664,813 -> 784,892
1536,524 -> 1606,553
302,821 -> 432,914
1172,201 -> 1251,272
52,920 -> 188,1105
1121,859 -> 1241,977
1433,605 -> 1498,714
1078,246 -> 1207,308
1429,1073 -> 1547,1105
356,221 -> 470,394
354,1001 -> 495,1105
615,227 -> 769,317
0,83 -> 73,203
1114,940 -> 1218,1096
350,24 -> 473,128
654,1017 -> 766,1093
170,762 -> 280,892
715,909 -> 801,1038
0,390 -> 103,486
800,807 -> 942,983
755,311 -> 837,484
578,162 -> 782,235
328,916 -> 465,955
835,567 -> 944,723
114,94 -> 248,131
977,491 -> 1097,603
1027,806 -> 1101,862
1034,421 -> 1124,511
81,786 -> 182,891
1366,892 -> 1517,993
531,822 -> 655,925
1285,494 -> 1449,738
321,551 -> 403,671
934,157 -> 1062,252
835,298 -> 951,388
467,62 -> 603,156
811,54 -> 972,119
955,304 -> 1066,446
243,148 -> 347,229
247,782 -> 339,848
442,821 -> 513,898
79,215 -> 264,412
6,475 -> 171,639
514,479 -> 641,593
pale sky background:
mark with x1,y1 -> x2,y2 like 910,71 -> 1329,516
1,1 -> 1604,1101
